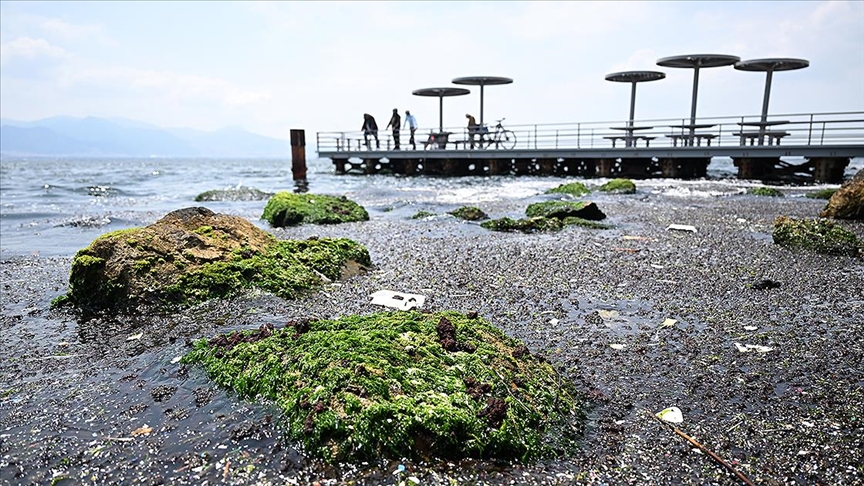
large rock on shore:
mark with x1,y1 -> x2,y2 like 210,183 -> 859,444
183,311 -> 584,463
772,216 -> 861,257
820,169 -> 864,219
262,192 -> 369,227
58,207 -> 371,312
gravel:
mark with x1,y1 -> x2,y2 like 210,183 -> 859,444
1,190 -> 862,485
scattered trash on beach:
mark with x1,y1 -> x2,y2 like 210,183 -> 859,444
656,406 -> 684,424
734,342 -> 774,353
126,333 -> 143,341
743,325 -> 758,331
170,356 -> 182,364
622,235 -> 652,241
610,343 -> 626,350
598,310 -> 619,319
659,318 -> 677,328
370,290 -> 426,310
130,425 -> 153,436
549,318 -> 560,325
666,224 -> 698,232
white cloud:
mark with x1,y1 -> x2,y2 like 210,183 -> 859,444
0,37 -> 66,64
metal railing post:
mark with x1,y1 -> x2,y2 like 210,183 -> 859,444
807,114 -> 813,145
820,121 -> 826,145
534,125 -> 538,149
577,124 -> 581,149
555,130 -> 559,149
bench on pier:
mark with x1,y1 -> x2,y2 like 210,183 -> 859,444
604,135 -> 655,148
665,133 -> 717,147
733,131 -> 789,146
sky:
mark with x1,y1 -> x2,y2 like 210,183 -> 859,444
1,1 -> 863,142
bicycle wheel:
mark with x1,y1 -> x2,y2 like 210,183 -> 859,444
499,130 -> 516,150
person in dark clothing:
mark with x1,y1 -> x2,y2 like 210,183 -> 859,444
362,113 -> 379,149
386,108 -> 401,150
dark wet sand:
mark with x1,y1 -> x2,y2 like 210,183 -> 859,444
1,190 -> 863,485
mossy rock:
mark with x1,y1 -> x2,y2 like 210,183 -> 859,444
182,311 -> 584,463
58,207 -> 371,312
545,182 -> 590,196
262,192 -> 369,227
481,216 -> 610,233
194,187 -> 273,202
805,188 -> 838,200
597,179 -> 636,194
525,201 -> 606,221
411,210 -> 436,220
448,206 -> 489,221
772,216 -> 861,257
748,187 -> 784,197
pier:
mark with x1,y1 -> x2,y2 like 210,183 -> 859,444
317,111 -> 864,183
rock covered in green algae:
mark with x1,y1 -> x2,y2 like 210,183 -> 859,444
410,210 -> 436,219
182,311 -> 584,463
525,201 -> 606,221
481,216 -> 611,233
597,178 -> 636,194
805,188 -> 838,200
448,206 -> 489,221
58,207 -> 371,312
545,182 -> 590,196
772,216 -> 861,257
820,169 -> 864,220
747,186 -> 785,197
262,192 -> 369,227
194,187 -> 273,202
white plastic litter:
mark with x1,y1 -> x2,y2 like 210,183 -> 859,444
744,325 -> 758,331
666,224 -> 698,232
370,290 -> 426,311
126,333 -> 143,341
656,406 -> 684,424
734,342 -> 774,353
610,343 -> 626,350
659,318 -> 677,328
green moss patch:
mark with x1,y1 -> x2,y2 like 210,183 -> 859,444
262,192 -> 369,227
748,187 -> 785,197
806,188 -> 838,200
183,311 -> 584,463
411,211 -> 436,220
525,201 -> 606,221
597,179 -> 636,194
545,182 -> 590,196
772,216 -> 861,257
448,206 -> 489,221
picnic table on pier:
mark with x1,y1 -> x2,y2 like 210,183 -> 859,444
734,58 -> 809,145
606,126 -> 655,148
451,76 -> 513,126
666,123 -> 718,147
734,119 -> 792,146
604,71 -> 665,147
657,54 -> 740,145
412,87 -> 471,134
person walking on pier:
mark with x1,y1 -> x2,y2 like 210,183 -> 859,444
466,113 -> 480,149
404,110 -> 417,150
387,108 -> 402,150
362,113 -> 379,149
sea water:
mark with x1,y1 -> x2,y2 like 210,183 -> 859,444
1,156 -> 860,258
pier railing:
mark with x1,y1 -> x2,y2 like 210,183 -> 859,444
317,111 -> 864,153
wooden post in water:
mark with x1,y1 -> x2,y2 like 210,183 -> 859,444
290,129 -> 307,180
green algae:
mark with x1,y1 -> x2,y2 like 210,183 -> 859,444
772,216 -> 861,257
597,179 -> 636,194
525,201 -> 606,221
748,187 -> 785,197
545,182 -> 590,196
411,210 -> 436,220
481,216 -> 564,233
262,192 -> 369,227
183,311 -> 584,463
448,206 -> 489,221
806,188 -> 838,200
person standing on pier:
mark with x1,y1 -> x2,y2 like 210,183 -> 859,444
362,113 -> 379,149
387,108 -> 401,150
404,110 -> 417,150
466,113 -> 479,149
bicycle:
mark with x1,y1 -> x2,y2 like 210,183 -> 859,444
478,118 -> 516,150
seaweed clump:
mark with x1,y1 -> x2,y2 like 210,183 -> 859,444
597,178 -> 636,194
805,188 -> 837,200
545,182 -> 590,196
262,192 -> 369,227
448,206 -> 489,221
57,207 -> 371,312
748,187 -> 785,197
183,311 -> 584,463
772,216 -> 861,257
481,201 -> 610,233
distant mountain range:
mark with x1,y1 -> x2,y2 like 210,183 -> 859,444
0,116 -> 291,157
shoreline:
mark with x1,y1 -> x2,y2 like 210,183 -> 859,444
1,191 -> 863,485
